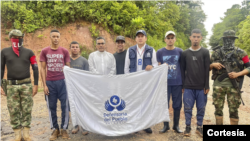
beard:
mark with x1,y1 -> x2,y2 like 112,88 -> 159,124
193,42 -> 198,46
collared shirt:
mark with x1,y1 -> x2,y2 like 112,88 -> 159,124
88,51 -> 116,75
124,44 -> 158,74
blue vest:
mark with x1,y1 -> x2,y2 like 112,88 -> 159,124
129,44 -> 153,73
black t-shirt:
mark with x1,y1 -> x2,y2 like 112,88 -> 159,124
1,47 -> 38,84
113,50 -> 127,75
180,47 -> 210,90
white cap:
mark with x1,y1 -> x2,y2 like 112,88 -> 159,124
165,31 -> 176,38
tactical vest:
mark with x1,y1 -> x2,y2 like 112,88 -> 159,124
129,45 -> 153,73
212,47 -> 245,88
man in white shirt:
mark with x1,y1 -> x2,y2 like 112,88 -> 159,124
88,37 -> 116,75
124,30 -> 158,133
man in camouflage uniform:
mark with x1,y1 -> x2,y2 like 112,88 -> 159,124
210,30 -> 250,125
1,29 -> 39,141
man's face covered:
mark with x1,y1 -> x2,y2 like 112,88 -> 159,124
223,37 -> 235,50
11,37 -> 23,57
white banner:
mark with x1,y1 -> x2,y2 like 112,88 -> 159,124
64,64 -> 169,136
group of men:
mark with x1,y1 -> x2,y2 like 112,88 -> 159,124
1,28 -> 250,141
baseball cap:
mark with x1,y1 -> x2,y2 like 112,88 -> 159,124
116,36 -> 125,42
165,31 -> 176,38
136,30 -> 147,37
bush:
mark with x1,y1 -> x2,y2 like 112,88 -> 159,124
1,1 -> 207,47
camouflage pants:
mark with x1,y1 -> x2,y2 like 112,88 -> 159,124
212,86 -> 241,119
7,83 -> 33,129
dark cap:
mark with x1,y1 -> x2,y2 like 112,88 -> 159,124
116,36 -> 125,42
136,30 -> 147,37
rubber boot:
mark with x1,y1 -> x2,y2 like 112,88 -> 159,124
230,118 -> 239,125
215,116 -> 223,125
13,128 -> 22,141
159,122 -> 170,133
23,127 -> 32,141
144,128 -> 152,133
172,110 -> 183,133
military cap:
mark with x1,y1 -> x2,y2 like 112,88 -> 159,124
9,29 -> 24,39
221,30 -> 238,39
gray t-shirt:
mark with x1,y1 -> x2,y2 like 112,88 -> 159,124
70,56 -> 89,71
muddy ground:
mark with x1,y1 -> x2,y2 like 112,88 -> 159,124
1,76 -> 250,141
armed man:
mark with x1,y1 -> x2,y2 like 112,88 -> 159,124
1,29 -> 39,141
210,30 -> 250,125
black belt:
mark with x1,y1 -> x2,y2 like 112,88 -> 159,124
7,78 -> 31,85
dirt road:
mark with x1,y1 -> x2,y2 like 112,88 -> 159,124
1,76 -> 250,141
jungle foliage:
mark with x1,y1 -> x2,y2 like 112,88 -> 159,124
1,0 -> 208,51
209,1 -> 250,56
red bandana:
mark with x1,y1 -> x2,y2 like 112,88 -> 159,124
11,38 -> 22,57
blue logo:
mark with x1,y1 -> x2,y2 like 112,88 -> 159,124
163,55 -> 179,79
105,95 -> 126,111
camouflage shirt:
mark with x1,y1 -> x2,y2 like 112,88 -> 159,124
211,47 -> 248,87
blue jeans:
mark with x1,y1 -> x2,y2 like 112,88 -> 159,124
167,85 -> 182,110
183,89 -> 207,126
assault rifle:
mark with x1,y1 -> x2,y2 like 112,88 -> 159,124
222,61 -> 245,105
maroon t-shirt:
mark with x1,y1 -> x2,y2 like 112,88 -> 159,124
40,46 -> 70,81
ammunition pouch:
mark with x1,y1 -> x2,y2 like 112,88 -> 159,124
1,79 -> 7,95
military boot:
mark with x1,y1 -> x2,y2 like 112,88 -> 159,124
22,127 -> 32,141
49,129 -> 60,140
215,116 -> 223,125
13,128 -> 22,141
61,129 -> 70,139
230,118 -> 239,125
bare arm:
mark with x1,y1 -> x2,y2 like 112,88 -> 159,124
210,63 -> 225,71
65,62 -> 70,67
40,62 -> 49,95
228,69 -> 250,79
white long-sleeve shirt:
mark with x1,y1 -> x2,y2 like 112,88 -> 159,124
124,44 -> 158,74
88,51 -> 116,75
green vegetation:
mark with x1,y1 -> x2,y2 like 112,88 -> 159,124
89,24 -> 99,38
80,45 -> 92,59
5,37 -> 9,41
37,34 -> 43,38
1,1 -> 208,50
209,1 -> 250,56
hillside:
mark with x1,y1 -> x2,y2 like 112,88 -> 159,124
1,21 -> 136,87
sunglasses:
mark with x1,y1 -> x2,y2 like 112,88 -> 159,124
97,43 -> 105,45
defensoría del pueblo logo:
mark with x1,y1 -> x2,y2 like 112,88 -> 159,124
105,95 -> 126,111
